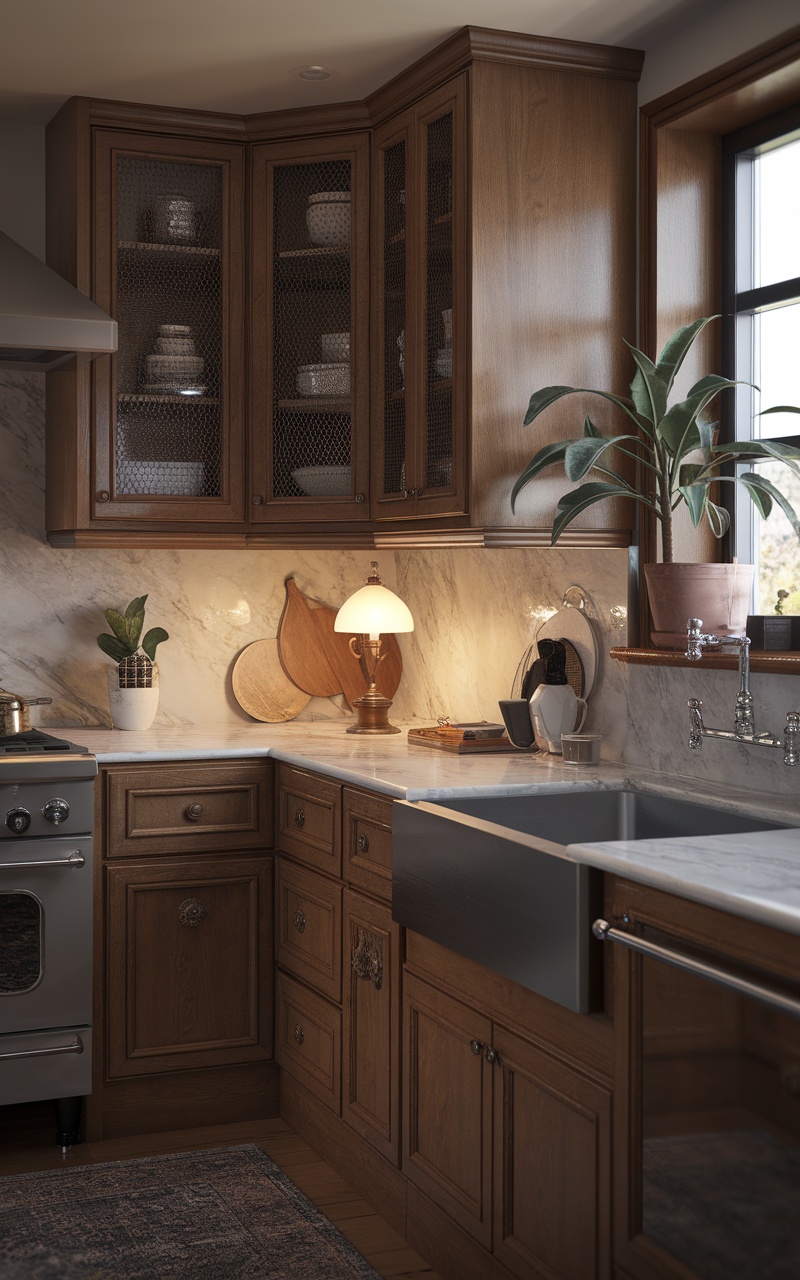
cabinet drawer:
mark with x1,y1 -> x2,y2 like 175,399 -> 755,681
276,971 -> 341,1113
276,859 -> 342,1001
106,762 -> 273,857
277,764 -> 341,875
343,788 -> 393,901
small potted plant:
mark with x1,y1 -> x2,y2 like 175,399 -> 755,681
98,595 -> 168,730
511,316 -> 800,645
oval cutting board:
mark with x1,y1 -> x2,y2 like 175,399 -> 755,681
232,639 -> 311,722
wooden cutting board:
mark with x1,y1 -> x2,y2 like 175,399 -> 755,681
277,577 -> 403,707
232,638 -> 311,722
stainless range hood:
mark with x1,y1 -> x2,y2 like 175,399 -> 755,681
0,231 -> 117,372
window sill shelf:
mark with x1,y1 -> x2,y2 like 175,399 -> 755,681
610,646 -> 800,675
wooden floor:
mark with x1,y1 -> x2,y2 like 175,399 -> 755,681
0,1104 -> 441,1280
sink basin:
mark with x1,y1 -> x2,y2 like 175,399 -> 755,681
392,789 -> 784,1014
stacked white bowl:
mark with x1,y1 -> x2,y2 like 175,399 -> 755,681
142,324 -> 205,391
306,191 -> 351,247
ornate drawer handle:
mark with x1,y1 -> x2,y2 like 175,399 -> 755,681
484,1046 -> 498,1064
179,898 -> 208,927
351,927 -> 383,990
293,909 -> 306,933
294,808 -> 305,827
185,803 -> 204,821
294,1023 -> 304,1045
357,832 -> 369,853
470,1039 -> 483,1056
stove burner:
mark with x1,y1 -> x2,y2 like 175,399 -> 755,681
0,730 -> 88,755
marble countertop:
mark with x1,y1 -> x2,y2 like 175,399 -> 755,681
55,721 -> 800,936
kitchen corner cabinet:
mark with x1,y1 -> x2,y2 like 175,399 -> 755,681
47,117 -> 247,538
403,968 -> 612,1280
249,134 -> 371,522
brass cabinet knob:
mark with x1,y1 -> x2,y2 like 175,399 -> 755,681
293,1023 -> 304,1045
294,808 -> 305,827
470,1039 -> 483,1056
357,832 -> 369,853
185,802 -> 204,821
293,909 -> 306,933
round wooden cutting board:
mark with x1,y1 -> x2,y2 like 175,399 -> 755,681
232,638 -> 311,722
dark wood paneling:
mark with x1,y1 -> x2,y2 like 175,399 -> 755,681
276,971 -> 341,1112
343,787 -> 393,901
94,1062 -> 279,1140
106,761 -> 273,857
276,764 -> 342,874
276,858 -> 342,1001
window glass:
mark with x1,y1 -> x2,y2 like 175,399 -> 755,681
752,303 -> 800,439
754,137 -> 800,289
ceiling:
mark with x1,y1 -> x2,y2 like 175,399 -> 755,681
0,0 -> 723,124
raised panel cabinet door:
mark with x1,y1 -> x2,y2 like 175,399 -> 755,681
492,1023 -> 612,1280
106,856 -> 273,1078
91,130 -> 246,526
277,764 -> 342,875
343,787 -> 393,902
249,133 -> 370,522
343,890 -> 402,1165
276,858 -> 342,1001
403,971 -> 493,1249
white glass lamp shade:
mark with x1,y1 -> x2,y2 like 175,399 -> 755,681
334,583 -> 414,642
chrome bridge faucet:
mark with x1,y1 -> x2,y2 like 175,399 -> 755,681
685,617 -> 800,766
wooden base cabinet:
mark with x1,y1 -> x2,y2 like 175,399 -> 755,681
403,971 -> 612,1280
106,855 -> 273,1078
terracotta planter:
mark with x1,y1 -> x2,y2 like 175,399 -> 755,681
644,563 -> 754,649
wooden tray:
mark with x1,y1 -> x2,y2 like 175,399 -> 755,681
407,727 -> 526,754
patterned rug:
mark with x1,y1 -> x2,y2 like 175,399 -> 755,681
0,1144 -> 382,1279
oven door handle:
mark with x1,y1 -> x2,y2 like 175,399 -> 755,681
592,918 -> 800,1020
0,852 -> 85,871
0,1035 -> 84,1062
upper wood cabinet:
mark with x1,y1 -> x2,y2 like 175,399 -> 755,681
44,29 -> 643,548
250,134 -> 371,523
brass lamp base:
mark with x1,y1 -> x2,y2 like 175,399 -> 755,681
346,691 -> 400,734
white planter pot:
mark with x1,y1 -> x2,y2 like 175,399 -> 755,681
107,665 -> 159,731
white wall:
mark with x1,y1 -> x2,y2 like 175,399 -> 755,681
0,124 -> 45,257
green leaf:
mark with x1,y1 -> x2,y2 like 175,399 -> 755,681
625,342 -> 668,425
655,316 -> 718,392
103,609 -> 134,651
125,612 -> 144,651
142,627 -> 169,662
659,380 -> 738,462
511,439 -> 574,511
758,405 -> 800,417
677,474 -> 708,527
523,384 -> 648,435
706,501 -> 730,538
550,481 -> 652,543
97,633 -> 130,663
740,470 -> 800,537
125,595 -> 148,619
739,475 -> 773,521
583,415 -> 602,438
710,439 -> 800,479
564,434 -> 640,482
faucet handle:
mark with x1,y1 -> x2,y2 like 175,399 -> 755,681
784,711 -> 800,767
688,697 -> 704,749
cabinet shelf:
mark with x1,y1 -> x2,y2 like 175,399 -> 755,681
278,246 -> 350,261
434,211 -> 453,226
118,240 -> 221,257
277,397 -> 351,413
118,392 -> 220,406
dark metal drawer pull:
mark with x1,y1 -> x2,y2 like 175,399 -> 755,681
357,833 -> 369,853
294,808 -> 305,827
592,918 -> 800,1020
470,1039 -> 483,1055
485,1046 -> 498,1064
294,1023 -> 304,1045
293,909 -> 306,933
185,803 -> 204,821
0,1035 -> 84,1062
351,927 -> 383,990
179,898 -> 208,927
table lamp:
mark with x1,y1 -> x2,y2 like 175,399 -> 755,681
334,562 -> 414,734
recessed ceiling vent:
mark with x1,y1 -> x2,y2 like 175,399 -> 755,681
0,231 -> 117,372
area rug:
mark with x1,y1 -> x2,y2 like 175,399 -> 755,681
0,1144 -> 382,1279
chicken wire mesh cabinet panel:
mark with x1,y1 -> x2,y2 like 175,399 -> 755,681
249,135 -> 370,523
91,132 -> 246,525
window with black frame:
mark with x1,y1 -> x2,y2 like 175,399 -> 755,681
723,111 -> 800,617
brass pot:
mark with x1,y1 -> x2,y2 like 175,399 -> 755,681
0,690 -> 53,736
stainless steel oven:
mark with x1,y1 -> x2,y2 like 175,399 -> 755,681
0,732 -> 97,1147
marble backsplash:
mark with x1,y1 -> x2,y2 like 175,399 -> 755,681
2,371 -> 799,798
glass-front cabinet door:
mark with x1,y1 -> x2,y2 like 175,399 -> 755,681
92,132 -> 246,524
250,135 -> 370,522
372,78 -> 466,521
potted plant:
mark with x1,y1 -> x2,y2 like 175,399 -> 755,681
98,595 -> 169,730
511,316 -> 800,645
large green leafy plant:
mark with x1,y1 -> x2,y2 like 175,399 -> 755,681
97,595 -> 169,665
511,316 -> 800,562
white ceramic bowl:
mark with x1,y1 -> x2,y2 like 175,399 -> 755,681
296,362 -> 350,397
320,331 -> 350,362
116,459 -> 205,496
291,466 -> 352,497
144,354 -> 205,380
434,347 -> 452,379
306,200 -> 351,248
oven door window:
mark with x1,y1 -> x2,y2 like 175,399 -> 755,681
641,953 -> 800,1279
0,891 -> 43,993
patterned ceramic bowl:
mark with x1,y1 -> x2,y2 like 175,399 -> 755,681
290,466 -> 352,497
306,193 -> 351,247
